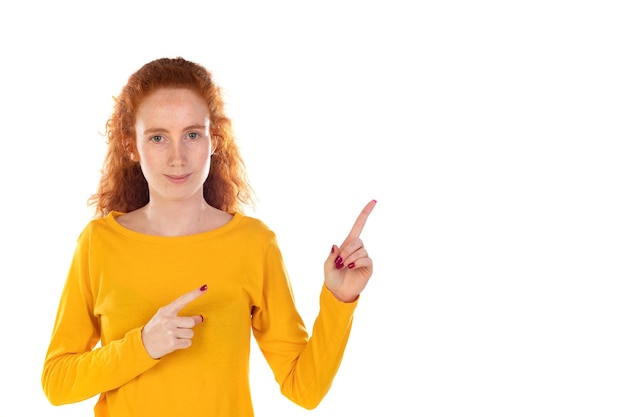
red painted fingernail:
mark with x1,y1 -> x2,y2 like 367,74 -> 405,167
331,246 -> 335,254
335,256 -> 343,265
348,262 -> 355,269
200,284 -> 208,291
336,262 -> 344,269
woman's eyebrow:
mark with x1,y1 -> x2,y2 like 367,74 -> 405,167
143,124 -> 208,135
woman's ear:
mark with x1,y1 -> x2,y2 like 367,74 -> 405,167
210,135 -> 218,156
123,138 -> 138,161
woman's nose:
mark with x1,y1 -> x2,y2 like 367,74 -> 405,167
168,141 -> 187,166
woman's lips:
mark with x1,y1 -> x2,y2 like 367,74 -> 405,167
164,173 -> 191,184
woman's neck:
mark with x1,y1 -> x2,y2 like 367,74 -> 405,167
120,199 -> 233,237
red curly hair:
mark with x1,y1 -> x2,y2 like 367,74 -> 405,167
89,57 -> 254,217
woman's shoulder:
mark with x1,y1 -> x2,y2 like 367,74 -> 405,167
76,211 -> 122,240
236,212 -> 275,235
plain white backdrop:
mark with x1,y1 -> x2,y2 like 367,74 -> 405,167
1,1 -> 625,416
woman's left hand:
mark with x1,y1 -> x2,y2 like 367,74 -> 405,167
324,200 -> 377,302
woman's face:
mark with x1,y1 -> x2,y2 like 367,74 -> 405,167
134,88 -> 213,204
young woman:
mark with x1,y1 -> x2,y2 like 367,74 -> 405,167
41,57 -> 376,417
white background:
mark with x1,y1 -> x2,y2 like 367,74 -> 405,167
1,1 -> 625,416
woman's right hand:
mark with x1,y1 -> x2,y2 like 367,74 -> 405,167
141,285 -> 207,359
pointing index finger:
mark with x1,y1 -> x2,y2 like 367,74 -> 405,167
163,284 -> 208,315
344,199 -> 377,242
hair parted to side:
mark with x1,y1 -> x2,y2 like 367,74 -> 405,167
89,57 -> 254,217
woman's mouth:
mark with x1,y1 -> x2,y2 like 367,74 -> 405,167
164,174 -> 191,184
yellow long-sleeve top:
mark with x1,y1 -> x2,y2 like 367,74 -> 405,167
42,211 -> 357,416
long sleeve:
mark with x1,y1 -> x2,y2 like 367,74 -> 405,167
41,229 -> 158,405
251,238 -> 358,410
41,212 -> 357,416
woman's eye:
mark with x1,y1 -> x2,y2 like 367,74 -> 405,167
188,132 -> 199,139
150,135 -> 164,143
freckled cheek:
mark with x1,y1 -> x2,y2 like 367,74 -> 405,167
190,143 -> 211,162
136,151 -> 167,176
196,151 -> 212,176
